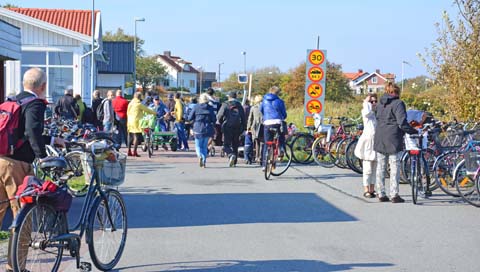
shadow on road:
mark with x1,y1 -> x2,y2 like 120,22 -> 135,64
114,259 -> 394,272
124,192 -> 357,228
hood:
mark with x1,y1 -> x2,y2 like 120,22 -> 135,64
380,94 -> 398,106
264,93 -> 279,102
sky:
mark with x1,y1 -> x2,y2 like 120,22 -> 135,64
7,0 -> 458,80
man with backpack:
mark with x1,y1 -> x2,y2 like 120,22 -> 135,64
217,91 -> 246,167
97,90 -> 115,132
0,68 -> 64,271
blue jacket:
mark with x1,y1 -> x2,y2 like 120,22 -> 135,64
188,103 -> 216,139
260,93 -> 287,122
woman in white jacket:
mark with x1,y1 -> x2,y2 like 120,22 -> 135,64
354,93 -> 378,198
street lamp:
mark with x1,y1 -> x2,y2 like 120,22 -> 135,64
401,60 -> 411,93
241,51 -> 247,104
218,62 -> 224,90
133,17 -> 145,94
197,66 -> 203,94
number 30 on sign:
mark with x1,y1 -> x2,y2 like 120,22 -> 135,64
308,50 -> 325,65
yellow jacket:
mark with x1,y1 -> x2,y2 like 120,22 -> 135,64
127,98 -> 156,133
174,98 -> 184,122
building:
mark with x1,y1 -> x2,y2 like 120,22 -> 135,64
0,19 -> 21,103
0,7 -> 104,105
197,71 -> 216,93
96,41 -> 134,95
156,51 -> 198,94
344,69 -> 395,95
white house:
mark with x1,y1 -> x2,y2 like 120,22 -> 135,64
156,51 -> 199,94
344,69 -> 396,95
0,7 -> 104,105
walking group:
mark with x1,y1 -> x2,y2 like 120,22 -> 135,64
354,82 -> 422,203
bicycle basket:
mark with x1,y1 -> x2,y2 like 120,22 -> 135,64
140,114 -> 156,129
464,150 -> 480,174
98,151 -> 127,186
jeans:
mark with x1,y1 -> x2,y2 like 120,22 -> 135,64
195,137 -> 209,162
156,119 -> 167,132
376,151 -> 402,198
103,121 -> 113,132
244,132 -> 253,162
175,122 -> 189,149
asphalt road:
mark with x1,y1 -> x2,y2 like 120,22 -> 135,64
3,146 -> 480,271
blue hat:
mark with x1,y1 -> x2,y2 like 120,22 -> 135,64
154,96 -> 160,100
168,93 -> 174,99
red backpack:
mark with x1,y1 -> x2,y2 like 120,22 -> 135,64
0,97 -> 39,156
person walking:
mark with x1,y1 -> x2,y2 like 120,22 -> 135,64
54,87 -> 78,120
166,93 -> 176,131
185,97 -> 198,140
247,94 -> 264,164
101,90 -> 115,132
91,89 -> 103,129
112,89 -> 129,147
0,68 -> 64,272
260,86 -> 287,169
188,93 -> 216,168
354,93 -> 378,198
127,92 -> 156,157
374,82 -> 417,203
174,93 -> 189,151
217,91 -> 246,167
74,94 -> 86,123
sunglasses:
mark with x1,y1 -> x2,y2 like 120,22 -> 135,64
370,100 -> 377,103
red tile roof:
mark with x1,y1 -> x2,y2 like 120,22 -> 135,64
343,72 -> 365,80
157,54 -> 198,73
7,8 -> 98,36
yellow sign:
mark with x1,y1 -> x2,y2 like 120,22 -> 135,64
307,83 -> 323,98
308,67 -> 324,82
305,116 -> 315,127
306,100 -> 323,114
308,50 -> 325,65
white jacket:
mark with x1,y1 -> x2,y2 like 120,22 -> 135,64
354,101 -> 377,161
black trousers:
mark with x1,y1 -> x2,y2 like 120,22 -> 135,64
223,127 -> 242,159
117,118 -> 128,147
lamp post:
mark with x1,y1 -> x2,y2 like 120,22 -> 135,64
218,62 -> 224,90
241,51 -> 247,104
133,17 -> 145,94
197,66 -> 203,94
401,60 -> 411,93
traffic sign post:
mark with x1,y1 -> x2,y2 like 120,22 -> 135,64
304,49 -> 327,127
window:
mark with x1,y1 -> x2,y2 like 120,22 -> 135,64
48,52 -> 73,65
371,76 -> 377,84
21,50 -> 74,103
189,80 -> 195,88
22,51 -> 46,65
163,79 -> 170,87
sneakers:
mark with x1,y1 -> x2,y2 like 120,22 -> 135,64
424,190 -> 432,197
391,195 -> 405,203
229,155 -> 236,167
378,195 -> 390,202
199,158 -> 204,168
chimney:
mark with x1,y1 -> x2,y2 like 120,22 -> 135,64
358,69 -> 363,73
164,51 -> 171,57
376,69 -> 380,74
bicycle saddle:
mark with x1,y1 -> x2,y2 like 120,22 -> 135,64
40,157 -> 68,170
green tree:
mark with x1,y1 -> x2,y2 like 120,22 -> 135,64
280,62 -> 306,108
325,61 -> 353,102
103,28 -> 145,56
251,66 -> 283,95
1,3 -> 19,8
221,72 -> 244,92
136,56 -> 167,92
418,0 -> 480,120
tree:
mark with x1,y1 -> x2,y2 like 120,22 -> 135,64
280,62 -> 306,108
103,28 -> 145,56
136,56 -> 167,92
418,0 -> 480,120
325,61 -> 353,102
1,3 -> 19,8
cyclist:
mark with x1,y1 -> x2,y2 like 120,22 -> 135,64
260,86 -> 287,170
0,68 -> 64,272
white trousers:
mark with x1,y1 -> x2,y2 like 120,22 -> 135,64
376,151 -> 402,198
362,160 -> 376,187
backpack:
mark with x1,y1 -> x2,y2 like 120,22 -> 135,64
0,96 -> 38,156
96,99 -> 108,122
223,101 -> 241,128
16,175 -> 72,212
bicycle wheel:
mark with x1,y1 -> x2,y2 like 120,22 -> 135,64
271,144 -> 293,176
65,151 -> 90,197
290,133 -> 314,164
411,158 -> 419,204
345,139 -> 362,174
312,136 -> 335,168
454,160 -> 480,207
12,204 -> 66,272
264,145 -> 274,180
88,189 -> 128,271
433,151 -> 461,196
335,138 -> 350,169
400,151 -> 410,184
328,137 -> 343,165
147,134 -> 153,158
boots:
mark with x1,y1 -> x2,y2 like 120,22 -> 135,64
128,150 -> 133,156
133,151 -> 141,157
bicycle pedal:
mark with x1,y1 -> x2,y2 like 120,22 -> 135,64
79,261 -> 92,271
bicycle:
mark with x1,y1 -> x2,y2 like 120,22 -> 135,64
406,132 -> 432,204
11,140 -> 128,271
264,127 -> 292,180
453,139 -> 480,207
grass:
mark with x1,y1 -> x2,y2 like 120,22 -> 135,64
0,231 -> 10,240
